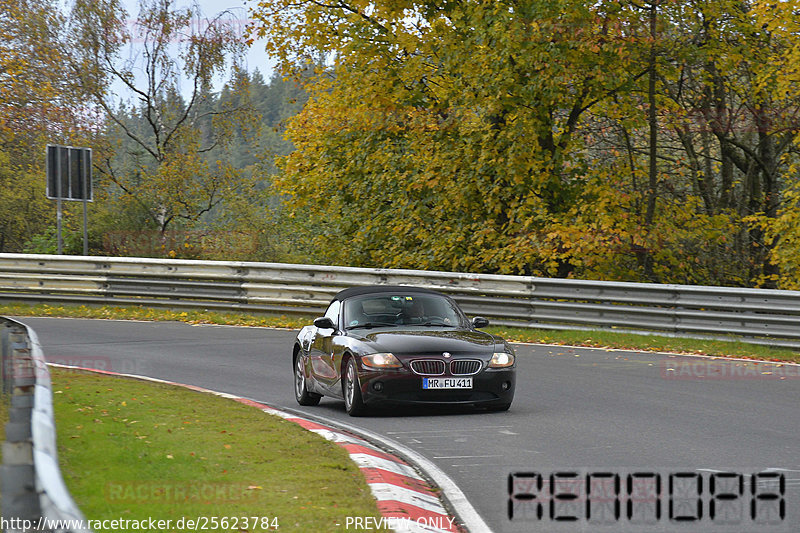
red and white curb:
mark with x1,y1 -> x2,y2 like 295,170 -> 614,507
49,365 -> 477,533
251,404 -> 465,533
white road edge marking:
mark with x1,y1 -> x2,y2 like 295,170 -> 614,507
310,415 -> 494,533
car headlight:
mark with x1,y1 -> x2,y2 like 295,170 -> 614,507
489,352 -> 515,368
361,352 -> 402,369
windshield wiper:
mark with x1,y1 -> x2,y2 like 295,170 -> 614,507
348,322 -> 397,329
421,321 -> 456,327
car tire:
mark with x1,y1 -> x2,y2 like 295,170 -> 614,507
343,357 -> 368,416
294,355 -> 321,406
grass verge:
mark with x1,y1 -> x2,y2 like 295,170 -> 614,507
0,302 -> 313,330
51,368 -> 389,532
3,302 -> 799,363
491,326 -> 800,364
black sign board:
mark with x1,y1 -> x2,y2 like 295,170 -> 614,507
46,144 -> 92,201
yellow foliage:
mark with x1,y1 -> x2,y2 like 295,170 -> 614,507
250,0 -> 800,285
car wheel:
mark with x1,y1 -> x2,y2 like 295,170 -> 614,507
343,358 -> 368,416
294,355 -> 321,406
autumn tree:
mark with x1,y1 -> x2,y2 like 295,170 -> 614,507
250,0 -> 652,275
743,0 -> 800,288
0,0 -> 103,252
250,0 -> 800,286
598,0 -> 800,285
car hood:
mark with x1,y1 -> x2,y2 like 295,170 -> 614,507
354,328 -> 497,357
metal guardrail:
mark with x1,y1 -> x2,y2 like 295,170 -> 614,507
1,253 -> 800,348
1,317 -> 91,532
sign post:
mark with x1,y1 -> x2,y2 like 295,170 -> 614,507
56,149 -> 63,254
46,145 -> 93,255
83,183 -> 88,256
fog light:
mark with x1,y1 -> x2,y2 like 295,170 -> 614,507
501,381 -> 510,390
373,382 -> 384,392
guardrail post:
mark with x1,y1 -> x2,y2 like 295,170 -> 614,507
1,324 -> 9,396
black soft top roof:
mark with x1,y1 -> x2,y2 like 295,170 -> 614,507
332,285 -> 445,302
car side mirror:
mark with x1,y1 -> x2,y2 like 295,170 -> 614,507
472,316 -> 490,329
313,317 -> 336,330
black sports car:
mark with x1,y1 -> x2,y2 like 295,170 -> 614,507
292,285 -> 516,416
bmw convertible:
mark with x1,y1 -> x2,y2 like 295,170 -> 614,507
292,285 -> 516,416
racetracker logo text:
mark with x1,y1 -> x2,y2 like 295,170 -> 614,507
105,482 -> 260,504
660,359 -> 799,380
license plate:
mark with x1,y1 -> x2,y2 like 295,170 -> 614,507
422,377 -> 473,389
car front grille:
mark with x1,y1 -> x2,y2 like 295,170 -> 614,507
410,358 -> 483,376
450,359 -> 483,375
410,359 -> 446,376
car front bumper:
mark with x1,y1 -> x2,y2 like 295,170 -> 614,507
357,366 -> 516,408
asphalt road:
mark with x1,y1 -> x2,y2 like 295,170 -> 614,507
17,317 -> 800,533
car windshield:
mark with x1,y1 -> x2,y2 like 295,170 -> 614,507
343,293 -> 468,329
